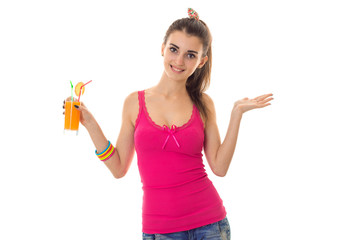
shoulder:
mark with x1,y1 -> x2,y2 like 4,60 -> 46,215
122,91 -> 141,125
202,92 -> 216,114
123,91 -> 139,106
122,91 -> 139,112
202,92 -> 214,104
200,93 -> 217,128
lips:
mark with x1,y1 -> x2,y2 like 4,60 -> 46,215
170,65 -> 185,73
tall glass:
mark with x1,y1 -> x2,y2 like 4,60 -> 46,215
64,101 -> 81,135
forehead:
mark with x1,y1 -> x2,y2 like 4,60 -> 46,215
166,30 -> 203,52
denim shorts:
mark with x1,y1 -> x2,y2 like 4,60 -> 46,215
142,216 -> 231,240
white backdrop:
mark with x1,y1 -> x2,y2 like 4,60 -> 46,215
1,0 -> 359,239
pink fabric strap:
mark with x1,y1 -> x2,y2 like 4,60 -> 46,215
138,90 -> 145,109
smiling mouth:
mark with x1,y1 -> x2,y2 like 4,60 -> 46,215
170,65 -> 185,73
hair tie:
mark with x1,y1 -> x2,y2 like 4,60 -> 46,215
188,8 -> 199,21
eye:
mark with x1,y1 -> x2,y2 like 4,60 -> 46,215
187,53 -> 196,59
169,47 -> 177,53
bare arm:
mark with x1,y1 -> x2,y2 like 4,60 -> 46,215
74,92 -> 138,178
203,93 -> 273,177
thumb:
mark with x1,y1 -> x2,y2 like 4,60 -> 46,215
74,104 -> 84,111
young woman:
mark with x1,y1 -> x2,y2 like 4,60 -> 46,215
64,8 -> 273,240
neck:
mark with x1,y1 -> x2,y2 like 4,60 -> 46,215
153,71 -> 188,97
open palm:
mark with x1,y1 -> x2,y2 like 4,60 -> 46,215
234,93 -> 273,114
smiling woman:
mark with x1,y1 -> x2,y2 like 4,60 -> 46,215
65,7 -> 273,240
161,31 -> 208,91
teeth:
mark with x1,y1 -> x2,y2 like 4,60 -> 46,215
171,65 -> 183,72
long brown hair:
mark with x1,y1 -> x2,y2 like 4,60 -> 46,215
163,17 -> 212,120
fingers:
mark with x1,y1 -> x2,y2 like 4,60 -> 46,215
257,98 -> 273,108
259,97 -> 273,104
259,102 -> 271,108
254,93 -> 273,101
74,103 -> 87,112
254,94 -> 273,107
80,101 -> 86,108
62,97 -> 86,114
74,104 -> 82,111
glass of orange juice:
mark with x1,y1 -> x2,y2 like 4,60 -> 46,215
64,101 -> 81,135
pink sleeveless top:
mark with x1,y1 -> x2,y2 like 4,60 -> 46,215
134,90 -> 226,234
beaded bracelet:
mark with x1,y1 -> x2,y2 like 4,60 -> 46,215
95,140 -> 115,161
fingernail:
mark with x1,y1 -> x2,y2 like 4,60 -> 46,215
74,105 -> 79,109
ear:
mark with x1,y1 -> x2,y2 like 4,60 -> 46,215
161,43 -> 165,56
197,55 -> 208,69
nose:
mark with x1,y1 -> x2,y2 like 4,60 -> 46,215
175,54 -> 185,66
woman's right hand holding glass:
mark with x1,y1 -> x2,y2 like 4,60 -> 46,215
63,97 -> 95,129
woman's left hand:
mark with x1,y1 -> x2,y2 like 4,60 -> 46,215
233,93 -> 273,114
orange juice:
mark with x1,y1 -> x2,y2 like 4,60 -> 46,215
64,101 -> 81,133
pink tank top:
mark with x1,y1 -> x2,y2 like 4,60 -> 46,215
134,90 -> 226,234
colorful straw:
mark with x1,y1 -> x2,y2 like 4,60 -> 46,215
70,80 -> 74,102
77,80 -> 92,102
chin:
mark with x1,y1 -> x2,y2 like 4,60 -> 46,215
164,65 -> 189,81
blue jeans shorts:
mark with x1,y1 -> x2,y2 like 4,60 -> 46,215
142,216 -> 231,240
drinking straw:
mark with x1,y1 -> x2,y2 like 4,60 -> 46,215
70,80 -> 74,102
78,80 -> 92,102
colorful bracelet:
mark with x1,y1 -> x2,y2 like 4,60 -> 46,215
95,141 -> 115,161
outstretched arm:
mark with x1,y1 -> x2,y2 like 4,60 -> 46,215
203,93 -> 273,177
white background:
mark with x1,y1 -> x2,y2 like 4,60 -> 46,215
1,0 -> 359,239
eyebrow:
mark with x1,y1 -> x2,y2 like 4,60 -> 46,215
170,43 -> 199,54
